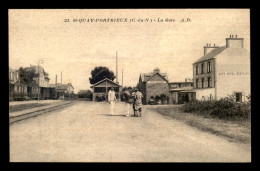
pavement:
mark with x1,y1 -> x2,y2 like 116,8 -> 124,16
9,101 -> 251,162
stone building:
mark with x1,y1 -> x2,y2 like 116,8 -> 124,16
193,35 -> 250,102
138,68 -> 169,104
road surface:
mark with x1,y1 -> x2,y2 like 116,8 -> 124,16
10,101 -> 251,162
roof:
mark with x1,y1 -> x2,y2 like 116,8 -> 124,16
193,46 -> 226,64
140,72 -> 168,83
49,83 -> 74,89
90,78 -> 122,88
169,82 -> 193,84
169,87 -> 193,92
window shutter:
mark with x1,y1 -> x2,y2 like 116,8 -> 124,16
242,92 -> 245,102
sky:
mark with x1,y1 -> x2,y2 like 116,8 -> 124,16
9,9 -> 250,93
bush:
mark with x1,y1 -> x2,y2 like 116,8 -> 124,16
180,98 -> 251,120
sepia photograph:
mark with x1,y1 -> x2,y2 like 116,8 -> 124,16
9,9 -> 251,162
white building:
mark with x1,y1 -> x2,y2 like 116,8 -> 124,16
193,35 -> 250,102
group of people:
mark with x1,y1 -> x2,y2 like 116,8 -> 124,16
107,87 -> 143,117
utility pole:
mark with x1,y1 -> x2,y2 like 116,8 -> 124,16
61,71 -> 64,99
38,60 -> 44,101
55,74 -> 57,98
122,69 -> 123,87
116,51 -> 118,84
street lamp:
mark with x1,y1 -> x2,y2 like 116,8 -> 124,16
38,59 -> 44,101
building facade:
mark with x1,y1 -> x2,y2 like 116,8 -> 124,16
193,35 -> 250,102
9,66 -> 54,101
138,68 -> 169,104
9,68 -> 28,101
28,65 -> 50,88
168,81 -> 195,104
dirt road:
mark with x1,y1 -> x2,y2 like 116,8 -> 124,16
9,101 -> 251,162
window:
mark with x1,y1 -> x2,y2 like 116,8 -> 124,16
201,78 -> 205,88
207,61 -> 212,73
201,63 -> 205,74
196,65 -> 199,75
196,79 -> 199,88
17,86 -> 19,91
235,93 -> 242,102
208,77 -> 212,87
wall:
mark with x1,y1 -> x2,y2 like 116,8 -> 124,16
215,48 -> 250,101
169,91 -> 178,104
146,82 -> 169,103
194,88 -> 215,101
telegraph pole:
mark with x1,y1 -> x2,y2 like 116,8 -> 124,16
55,74 -> 57,98
116,51 -> 118,84
122,69 -> 123,87
38,60 -> 44,101
61,71 -> 64,99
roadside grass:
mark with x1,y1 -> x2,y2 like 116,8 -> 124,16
149,105 -> 251,144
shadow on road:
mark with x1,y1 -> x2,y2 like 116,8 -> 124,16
100,114 -> 137,117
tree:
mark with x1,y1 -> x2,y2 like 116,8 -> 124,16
19,67 -> 37,84
77,90 -> 93,100
89,66 -> 116,84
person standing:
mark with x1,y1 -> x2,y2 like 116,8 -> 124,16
123,88 -> 134,117
108,87 -> 116,115
133,88 -> 143,117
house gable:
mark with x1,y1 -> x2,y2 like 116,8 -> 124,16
146,73 -> 168,83
91,78 -> 121,88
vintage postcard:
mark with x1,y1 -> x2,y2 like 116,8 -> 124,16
9,9 -> 251,162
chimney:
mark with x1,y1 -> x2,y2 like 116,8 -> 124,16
204,43 -> 219,55
153,68 -> 160,73
226,35 -> 244,48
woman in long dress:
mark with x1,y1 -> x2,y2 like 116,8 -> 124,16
133,88 -> 143,117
